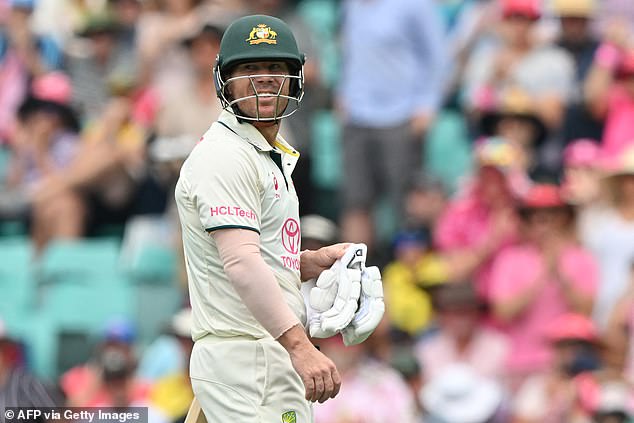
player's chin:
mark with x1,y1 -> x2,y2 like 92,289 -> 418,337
255,105 -> 287,120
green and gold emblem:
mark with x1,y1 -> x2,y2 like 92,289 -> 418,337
281,410 -> 296,423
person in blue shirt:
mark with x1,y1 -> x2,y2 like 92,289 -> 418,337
336,0 -> 448,257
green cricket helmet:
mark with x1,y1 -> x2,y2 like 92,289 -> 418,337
213,14 -> 306,122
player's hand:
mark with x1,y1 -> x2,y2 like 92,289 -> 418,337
278,325 -> 341,403
300,243 -> 351,281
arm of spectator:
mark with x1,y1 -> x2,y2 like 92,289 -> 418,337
137,12 -> 199,84
435,206 -> 516,281
584,43 -> 620,119
531,48 -> 575,130
4,123 -> 30,189
550,247 -> 597,315
441,244 -> 497,282
603,294 -> 632,363
5,20 -> 47,77
31,98 -> 142,205
550,268 -> 594,315
535,94 -> 566,130
462,46 -> 498,113
492,275 -> 546,323
490,250 -> 547,323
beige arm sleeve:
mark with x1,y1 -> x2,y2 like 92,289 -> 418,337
211,228 -> 301,339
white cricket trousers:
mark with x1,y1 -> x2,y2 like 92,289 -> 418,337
190,335 -> 313,423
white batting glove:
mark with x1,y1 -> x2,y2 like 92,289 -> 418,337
307,244 -> 366,338
342,265 -> 385,346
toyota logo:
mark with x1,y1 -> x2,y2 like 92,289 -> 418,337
282,218 -> 300,254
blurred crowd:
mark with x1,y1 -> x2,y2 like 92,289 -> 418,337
1,0 -> 634,422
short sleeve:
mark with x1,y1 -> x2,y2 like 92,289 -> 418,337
189,143 -> 262,234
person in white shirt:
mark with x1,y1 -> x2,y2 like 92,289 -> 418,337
175,14 -> 346,423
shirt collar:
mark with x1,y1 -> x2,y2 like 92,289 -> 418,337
218,110 -> 300,161
218,110 -> 274,152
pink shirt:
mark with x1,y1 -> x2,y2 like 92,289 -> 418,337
602,85 -> 634,156
313,360 -> 417,423
489,244 -> 598,374
415,327 -> 510,382
61,365 -> 152,407
435,196 -> 517,299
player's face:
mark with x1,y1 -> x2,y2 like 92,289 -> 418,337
227,61 -> 291,120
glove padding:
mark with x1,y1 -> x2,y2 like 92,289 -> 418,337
342,265 -> 385,346
308,244 -> 366,338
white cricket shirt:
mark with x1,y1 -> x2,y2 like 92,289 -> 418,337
175,111 -> 304,341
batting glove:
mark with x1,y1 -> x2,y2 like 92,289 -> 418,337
307,244 -> 366,338
341,265 -> 385,346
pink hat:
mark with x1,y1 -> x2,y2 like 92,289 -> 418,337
545,313 -> 597,343
520,183 -> 567,209
563,139 -> 600,167
31,71 -> 73,105
17,71 -> 79,131
502,0 -> 542,20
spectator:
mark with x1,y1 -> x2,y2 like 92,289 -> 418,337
337,0 -> 448,254
415,282 -> 510,383
421,363 -> 506,423
389,347 -> 424,420
66,11 -> 138,122
489,184 -> 598,386
5,71 -> 84,251
149,309 -> 194,423
31,86 -> 161,236
582,146 -> 634,330
434,136 -> 523,300
154,20 -> 223,139
313,323 -> 418,423
0,0 -> 63,142
0,319 -> 64,411
137,309 -> 193,383
300,214 -> 338,251
585,24 -> 634,157
438,0 -> 500,103
561,139 -> 602,207
512,313 -> 601,423
463,0 -> 574,139
383,229 -> 450,337
478,88 -> 553,178
108,0 -> 143,53
403,172 -> 448,234
60,318 -> 165,423
552,0 -> 604,144
560,139 -> 603,239
136,0 -> 216,88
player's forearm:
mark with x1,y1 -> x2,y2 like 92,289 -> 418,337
213,229 -> 301,339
